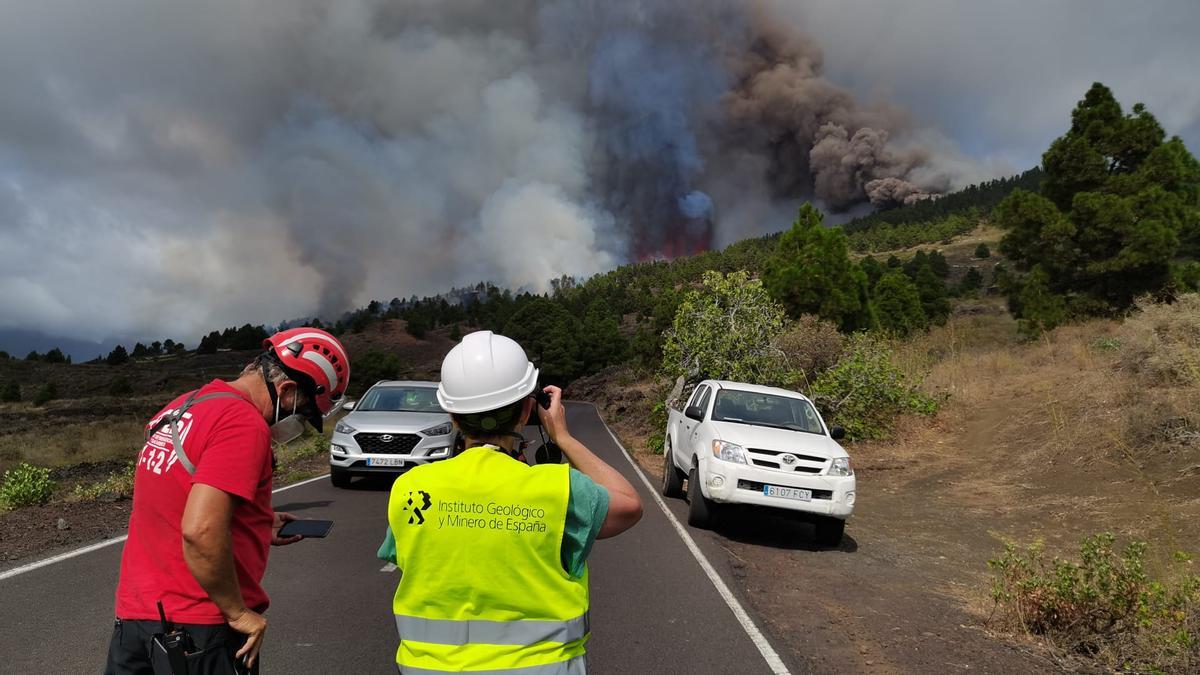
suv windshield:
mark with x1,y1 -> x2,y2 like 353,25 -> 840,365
711,389 -> 825,435
356,386 -> 443,413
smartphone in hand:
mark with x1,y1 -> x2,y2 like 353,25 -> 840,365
277,519 -> 334,538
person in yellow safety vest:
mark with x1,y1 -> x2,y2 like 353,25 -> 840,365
378,331 -> 644,674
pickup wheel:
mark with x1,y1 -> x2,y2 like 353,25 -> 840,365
814,516 -> 845,547
686,466 -> 716,529
661,442 -> 685,499
330,468 -> 352,489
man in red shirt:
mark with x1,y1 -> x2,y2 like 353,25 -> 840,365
106,328 -> 350,675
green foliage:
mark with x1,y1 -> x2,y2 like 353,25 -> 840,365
32,382 -> 58,406
911,261 -> 952,325
448,324 -> 462,341
72,462 -> 135,501
764,204 -> 873,331
1014,267 -> 1068,337
25,350 -> 40,362
810,333 -> 937,440
873,272 -> 927,336
989,533 -> 1198,671
847,212 -> 978,253
958,267 -> 984,296
578,302 -> 627,374
105,345 -> 129,366
0,380 -> 19,403
663,270 -> 787,385
108,376 -> 134,396
504,297 -> 583,384
43,348 -> 68,364
998,83 -> 1200,321
842,168 -> 1042,235
646,401 -> 668,455
0,462 -> 55,510
405,317 -> 428,339
975,243 -> 991,259
351,351 -> 402,396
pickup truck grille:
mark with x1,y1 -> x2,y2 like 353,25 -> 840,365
737,479 -> 833,500
747,448 -> 826,474
355,433 -> 421,455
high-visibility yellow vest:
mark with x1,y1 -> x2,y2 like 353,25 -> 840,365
388,447 -> 590,674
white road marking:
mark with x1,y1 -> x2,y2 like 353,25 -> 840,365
0,472 -> 332,582
599,417 -> 793,675
379,563 -> 397,572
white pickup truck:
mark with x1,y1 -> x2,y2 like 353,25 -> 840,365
661,380 -> 855,546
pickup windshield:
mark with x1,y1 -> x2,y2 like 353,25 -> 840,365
356,386 -> 443,413
711,389 -> 825,435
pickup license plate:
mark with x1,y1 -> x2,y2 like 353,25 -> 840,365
367,457 -> 406,468
764,485 -> 812,501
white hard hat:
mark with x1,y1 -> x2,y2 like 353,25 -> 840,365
437,331 -> 539,414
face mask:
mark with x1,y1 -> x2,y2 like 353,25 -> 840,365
270,393 -> 306,445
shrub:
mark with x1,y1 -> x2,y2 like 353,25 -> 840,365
72,463 -> 135,501
0,380 -> 20,403
810,333 -> 937,440
109,376 -> 134,396
663,270 -> 787,385
1118,293 -> 1200,385
773,315 -> 846,389
975,243 -> 991,259
32,382 -> 58,406
0,462 -> 55,509
989,534 -> 1199,671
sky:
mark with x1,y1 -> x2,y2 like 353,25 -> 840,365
0,0 -> 1197,349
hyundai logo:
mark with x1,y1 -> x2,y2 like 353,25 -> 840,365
779,453 -> 798,466
380,434 -> 395,443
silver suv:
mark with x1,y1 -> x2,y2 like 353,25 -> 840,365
329,380 -> 457,488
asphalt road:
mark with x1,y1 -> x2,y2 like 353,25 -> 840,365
0,403 -> 795,674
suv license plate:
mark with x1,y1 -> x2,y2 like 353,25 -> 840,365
367,458 -> 406,468
764,485 -> 812,501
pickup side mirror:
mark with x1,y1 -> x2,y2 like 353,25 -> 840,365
829,426 -> 845,440
684,405 -> 705,422
342,400 -> 356,412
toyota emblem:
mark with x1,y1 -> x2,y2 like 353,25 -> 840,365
779,453 -> 798,466
380,434 -> 395,443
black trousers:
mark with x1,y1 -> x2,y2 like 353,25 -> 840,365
105,619 -> 259,675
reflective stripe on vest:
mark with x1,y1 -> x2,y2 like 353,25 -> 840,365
399,655 -> 587,675
395,613 -> 590,646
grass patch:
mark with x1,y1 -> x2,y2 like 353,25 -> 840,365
0,418 -> 146,474
70,462 -> 136,502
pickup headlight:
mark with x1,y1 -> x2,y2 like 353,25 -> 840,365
828,457 -> 853,476
712,440 -> 749,464
334,421 -> 357,435
421,422 -> 453,437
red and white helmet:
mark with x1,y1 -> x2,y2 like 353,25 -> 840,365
263,327 -> 350,419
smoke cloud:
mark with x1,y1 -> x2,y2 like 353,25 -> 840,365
0,0 -> 1001,343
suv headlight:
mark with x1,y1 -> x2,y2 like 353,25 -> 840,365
828,457 -> 853,476
334,421 -> 357,435
712,440 -> 748,464
421,422 -> 453,437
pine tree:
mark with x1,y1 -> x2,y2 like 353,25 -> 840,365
105,345 -> 129,366
873,272 -> 927,336
997,82 -> 1200,318
974,243 -> 991,259
764,203 -> 873,331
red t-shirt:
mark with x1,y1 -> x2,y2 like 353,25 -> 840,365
115,380 -> 274,624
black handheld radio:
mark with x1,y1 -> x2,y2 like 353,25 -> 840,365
153,600 -> 193,675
